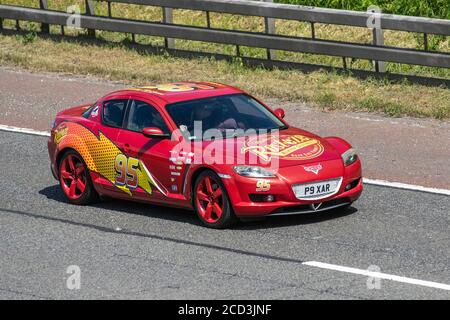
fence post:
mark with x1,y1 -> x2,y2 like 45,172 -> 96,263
310,22 -> 315,39
85,0 -> 95,37
205,11 -> 211,28
162,7 -> 174,49
373,28 -> 386,72
39,0 -> 49,33
263,0 -> 276,60
424,33 -> 429,51
342,57 -> 347,69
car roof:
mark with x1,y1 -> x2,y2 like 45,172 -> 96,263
104,82 -> 244,105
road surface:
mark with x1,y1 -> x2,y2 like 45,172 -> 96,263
0,131 -> 448,299
0,67 -> 449,299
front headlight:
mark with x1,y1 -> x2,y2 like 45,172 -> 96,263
233,166 -> 276,178
341,148 -> 358,166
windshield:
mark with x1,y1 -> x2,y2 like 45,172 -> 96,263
166,94 -> 286,140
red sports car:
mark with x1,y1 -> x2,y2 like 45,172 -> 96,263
48,82 -> 362,228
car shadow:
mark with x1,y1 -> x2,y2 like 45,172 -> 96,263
39,185 -> 201,226
39,185 -> 358,230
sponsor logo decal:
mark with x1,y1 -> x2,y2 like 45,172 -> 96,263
303,164 -> 322,175
241,135 -> 324,161
126,82 -> 220,95
54,125 -> 68,144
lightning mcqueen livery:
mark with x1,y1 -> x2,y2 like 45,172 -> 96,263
48,82 -> 362,228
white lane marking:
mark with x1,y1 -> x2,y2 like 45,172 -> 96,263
364,178 -> 450,196
1,124 -> 450,196
0,124 -> 50,137
303,261 -> 450,291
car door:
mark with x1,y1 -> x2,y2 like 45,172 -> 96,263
116,99 -> 184,203
95,97 -> 130,194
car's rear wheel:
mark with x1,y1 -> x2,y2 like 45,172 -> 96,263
194,171 -> 237,229
59,150 -> 98,205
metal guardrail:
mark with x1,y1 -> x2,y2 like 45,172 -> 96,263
0,0 -> 449,72
106,0 -> 450,36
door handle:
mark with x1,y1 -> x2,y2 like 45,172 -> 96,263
122,143 -> 131,153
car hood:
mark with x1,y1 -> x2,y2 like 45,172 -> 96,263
197,127 -> 342,169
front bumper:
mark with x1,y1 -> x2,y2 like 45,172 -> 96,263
221,159 -> 362,217
231,179 -> 362,217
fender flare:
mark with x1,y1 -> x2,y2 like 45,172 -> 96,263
324,136 -> 352,155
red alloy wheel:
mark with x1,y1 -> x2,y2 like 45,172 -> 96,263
195,175 -> 224,223
59,154 -> 87,200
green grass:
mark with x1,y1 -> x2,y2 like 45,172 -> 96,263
0,0 -> 449,120
2,0 -> 449,80
1,33 -> 449,120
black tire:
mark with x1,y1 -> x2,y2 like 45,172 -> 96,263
193,170 -> 238,229
58,150 -> 99,205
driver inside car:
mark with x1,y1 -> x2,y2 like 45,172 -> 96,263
192,103 -> 245,132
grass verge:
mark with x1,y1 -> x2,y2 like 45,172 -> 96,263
2,0 -> 449,79
0,32 -> 449,120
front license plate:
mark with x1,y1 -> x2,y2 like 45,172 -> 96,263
293,178 -> 342,200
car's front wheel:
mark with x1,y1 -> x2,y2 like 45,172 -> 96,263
59,150 -> 98,205
193,171 -> 237,229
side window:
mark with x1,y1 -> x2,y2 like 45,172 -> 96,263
125,100 -> 169,133
102,100 -> 128,128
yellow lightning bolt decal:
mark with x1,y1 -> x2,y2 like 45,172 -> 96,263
55,122 -> 160,196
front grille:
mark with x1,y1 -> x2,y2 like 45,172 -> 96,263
249,194 -> 276,202
270,198 -> 350,216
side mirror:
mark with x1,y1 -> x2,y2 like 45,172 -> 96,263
142,127 -> 169,138
274,108 -> 285,119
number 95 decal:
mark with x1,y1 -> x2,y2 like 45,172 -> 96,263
256,179 -> 271,192
114,154 -> 139,189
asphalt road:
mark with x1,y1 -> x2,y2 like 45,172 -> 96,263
0,131 -> 449,299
